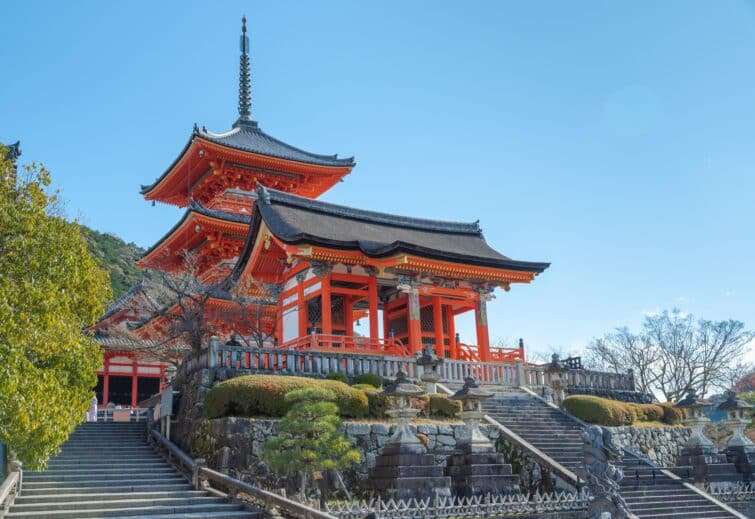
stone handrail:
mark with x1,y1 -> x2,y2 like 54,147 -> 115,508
209,344 -> 420,380
200,467 -> 337,519
175,342 -> 633,391
148,428 -> 335,519
0,461 -> 22,519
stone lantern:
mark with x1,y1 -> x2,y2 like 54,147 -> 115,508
674,389 -> 728,482
675,389 -> 714,453
718,390 -> 753,450
368,370 -> 452,500
381,370 -> 427,454
417,343 -> 443,394
164,364 -> 177,385
445,377 -> 520,496
546,353 -> 567,407
450,377 -> 494,453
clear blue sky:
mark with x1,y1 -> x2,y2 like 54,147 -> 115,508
2,1 -> 754,359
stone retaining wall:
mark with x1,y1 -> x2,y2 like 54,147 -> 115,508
606,426 -> 691,467
189,417 -> 503,491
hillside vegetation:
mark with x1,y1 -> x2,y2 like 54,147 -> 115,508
80,225 -> 144,299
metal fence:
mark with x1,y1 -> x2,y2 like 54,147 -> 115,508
324,491 -> 590,519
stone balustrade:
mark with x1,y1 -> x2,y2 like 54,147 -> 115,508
174,340 -> 634,393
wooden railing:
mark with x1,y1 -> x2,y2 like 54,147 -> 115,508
458,343 -> 525,363
283,334 -> 409,357
175,341 -> 633,392
0,461 -> 22,518
149,428 -> 336,519
440,359 -> 521,386
96,407 -> 150,422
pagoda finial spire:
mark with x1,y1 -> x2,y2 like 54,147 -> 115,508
237,16 -> 252,123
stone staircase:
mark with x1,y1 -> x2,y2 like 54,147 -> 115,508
8,422 -> 258,518
482,391 -> 741,519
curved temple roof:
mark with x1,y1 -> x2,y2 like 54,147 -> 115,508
140,122 -> 355,196
199,120 -> 355,168
240,186 -> 550,273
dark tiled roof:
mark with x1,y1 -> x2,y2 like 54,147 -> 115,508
140,121 -> 354,195
140,202 -> 250,261
200,120 -> 355,167
248,186 -> 550,273
188,200 -> 252,225
101,278 -> 161,321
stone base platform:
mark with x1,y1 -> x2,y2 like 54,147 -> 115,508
446,451 -> 520,497
368,442 -> 451,500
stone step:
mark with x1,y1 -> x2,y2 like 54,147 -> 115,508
25,468 -> 177,480
23,476 -> 188,489
5,503 -> 248,518
22,483 -> 194,496
11,496 -> 227,513
47,457 -> 164,467
15,491 -> 209,504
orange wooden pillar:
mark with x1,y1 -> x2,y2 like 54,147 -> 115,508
432,296 -> 444,357
475,298 -> 491,362
321,273 -> 332,339
344,296 -> 354,337
102,356 -> 110,406
368,276 -> 379,341
446,306 -> 456,359
407,289 -> 422,354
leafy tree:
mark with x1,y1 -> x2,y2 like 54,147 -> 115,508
263,388 -> 361,502
0,146 -> 111,469
79,225 -> 145,299
587,309 -> 754,401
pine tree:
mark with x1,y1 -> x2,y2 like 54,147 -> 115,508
263,387 -> 361,501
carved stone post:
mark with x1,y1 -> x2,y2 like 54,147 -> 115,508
545,354 -> 567,407
675,390 -> 724,482
208,336 -> 220,368
717,390 -> 755,477
576,426 -> 630,519
417,344 -> 442,394
368,371 -> 451,499
445,378 -> 519,496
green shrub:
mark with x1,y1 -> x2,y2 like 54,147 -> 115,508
563,395 -> 634,426
424,394 -> 461,418
627,403 -> 664,422
205,375 -> 368,419
659,403 -> 683,425
352,384 -> 376,391
354,373 -> 383,389
325,372 -> 349,384
360,387 -> 389,418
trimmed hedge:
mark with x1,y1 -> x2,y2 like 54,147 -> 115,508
627,403 -> 664,422
423,394 -> 461,418
659,403 -> 683,425
206,375 -> 368,418
360,387 -> 390,418
564,395 -> 634,426
564,395 -> 680,426
354,373 -> 383,389
325,372 -> 349,384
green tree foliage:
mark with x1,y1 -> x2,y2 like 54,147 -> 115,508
263,388 -> 361,501
79,226 -> 144,299
0,148 -> 111,468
